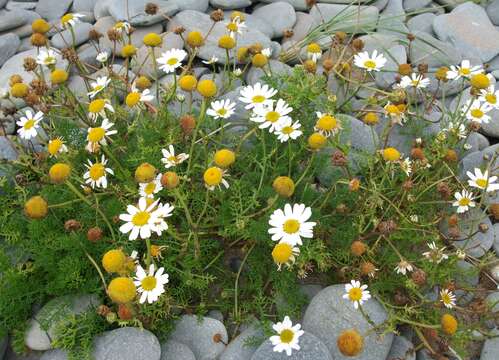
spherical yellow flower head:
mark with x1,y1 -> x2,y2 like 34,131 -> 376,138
178,75 -> 198,92
385,104 -> 402,116
24,196 -> 48,219
214,149 -> 236,168
252,53 -> 268,68
307,42 -> 321,54
197,79 -> 217,98
102,249 -> 126,273
362,112 -> 379,125
337,329 -> 364,357
125,91 -> 141,107
230,11 -> 245,21
143,32 -> 162,47
10,82 -> 29,98
186,31 -> 204,48
308,132 -> 327,150
435,66 -> 449,82
49,163 -> 71,184
441,314 -> 458,335
121,44 -> 137,58
48,138 -> 64,156
382,147 -> 401,162
218,34 -> 236,50
316,114 -> 337,132
88,99 -> 105,113
272,242 -> 293,265
161,171 -> 180,189
272,176 -> 295,198
32,18 -> 50,34
135,162 -> 156,183
398,63 -> 412,76
470,73 -> 490,90
135,76 -> 151,90
237,47 -> 249,63
107,277 -> 136,304
31,33 -> 47,47
50,69 -> 68,85
204,167 -> 223,187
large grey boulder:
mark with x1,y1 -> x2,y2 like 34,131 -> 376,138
0,33 -> 20,67
35,0 -> 73,20
93,327 -> 161,360
107,0 -> 178,26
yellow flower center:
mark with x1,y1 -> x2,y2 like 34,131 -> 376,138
93,85 -> 103,92
88,127 -> 105,142
476,178 -> 488,188
167,155 -> 177,163
141,276 -> 157,291
279,329 -> 294,344
252,95 -> 265,103
272,243 -> 293,264
226,22 -> 238,32
317,115 -> 337,131
144,182 -> 156,195
167,57 -> 178,65
115,22 -> 124,30
204,167 -> 223,186
485,94 -> 497,104
48,139 -> 63,155
283,219 -> 300,234
265,111 -> 280,123
24,119 -> 35,130
363,59 -> 376,69
281,126 -> 294,135
89,163 -> 105,180
459,68 -> 470,76
217,108 -> 227,116
61,14 -> 73,25
89,99 -> 105,113
458,198 -> 470,206
44,56 -> 55,64
307,43 -> 321,53
126,92 -> 141,107
441,293 -> 451,304
348,287 -> 362,301
411,80 -> 420,86
385,104 -> 400,115
132,211 -> 151,226
470,109 -> 484,118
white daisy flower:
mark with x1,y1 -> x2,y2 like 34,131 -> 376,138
463,99 -> 492,124
394,260 -> 413,275
86,118 -> 117,153
88,98 -> 115,121
443,122 -> 467,139
314,112 -> 341,137
479,85 -> 499,109
157,48 -> 187,73
96,51 -> 109,63
134,264 -> 169,304
272,242 -> 300,271
47,137 -> 68,157
452,190 -> 475,213
274,118 -> 303,142
139,174 -> 163,198
87,76 -> 111,98
239,82 -> 277,110
467,168 -> 499,192
113,21 -> 131,35
161,145 -> 189,168
61,13 -> 84,29
202,56 -> 219,65
268,203 -> 316,246
440,289 -> 456,309
126,85 -> 154,107
447,60 -> 483,80
261,47 -> 272,58
83,155 -> 114,189
250,98 -> 293,133
36,48 -> 57,67
398,73 -> 430,89
353,50 -> 387,72
207,99 -> 236,120
342,280 -> 371,309
422,242 -> 448,264
269,316 -> 304,356
225,16 -> 246,38
119,197 -> 160,240
400,158 -> 412,176
204,166 -> 230,191
149,202 -> 174,236
16,110 -> 43,140
233,68 -> 243,76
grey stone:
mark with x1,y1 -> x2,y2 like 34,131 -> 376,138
404,0 -> 431,12
251,332 -> 332,360
206,310 -> 224,323
310,4 -> 379,32
93,0 -> 112,19
40,350 -> 67,360
51,22 -> 92,49
0,9 -> 30,31
302,284 -> 393,360
168,10 -> 271,65
223,10 -> 274,39
375,45 -> 406,89
260,0 -> 308,11
440,208 -> 494,258
494,223 -> 499,256
387,335 -> 416,360
35,0 -> 72,20
73,0 -> 98,12
210,0 -> 251,9
407,13 -> 436,35
6,1 -> 37,10
246,60 -> 292,85
487,0 -> 499,26
0,33 -> 20,67
378,0 -> 409,38
0,336 -> 7,360
251,2 -> 297,38
0,10 -> 40,38
170,0 -> 209,12
0,0 -> 6,8
4,346 -> 43,360
318,0 -> 371,3
485,291 -> 499,313
93,327 -> 160,360
24,319 -> 51,351
107,0 -> 178,26
433,2 -> 499,62
481,337 -> 499,360
169,315 -> 228,360
220,324 -> 263,360
409,31 -> 462,67
282,11 -> 314,46
160,340 -> 195,360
